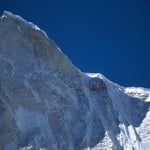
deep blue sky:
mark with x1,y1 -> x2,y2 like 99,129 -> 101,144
0,0 -> 150,87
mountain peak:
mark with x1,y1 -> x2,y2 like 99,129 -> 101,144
0,11 -> 150,150
0,11 -> 78,77
2,11 -> 41,31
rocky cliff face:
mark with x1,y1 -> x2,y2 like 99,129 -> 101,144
0,11 -> 150,150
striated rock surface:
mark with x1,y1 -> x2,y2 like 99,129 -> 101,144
0,11 -> 150,150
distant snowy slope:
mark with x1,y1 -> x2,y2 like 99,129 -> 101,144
0,11 -> 150,150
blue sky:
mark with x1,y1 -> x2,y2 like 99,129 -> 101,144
0,0 -> 150,87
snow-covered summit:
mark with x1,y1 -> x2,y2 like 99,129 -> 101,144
125,87 -> 150,102
2,11 -> 41,31
0,11 -> 150,150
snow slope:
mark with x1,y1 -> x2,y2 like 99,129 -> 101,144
0,11 -> 150,150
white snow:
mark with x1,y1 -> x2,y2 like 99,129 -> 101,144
86,73 -> 104,80
3,11 -> 41,31
125,87 -> 150,101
